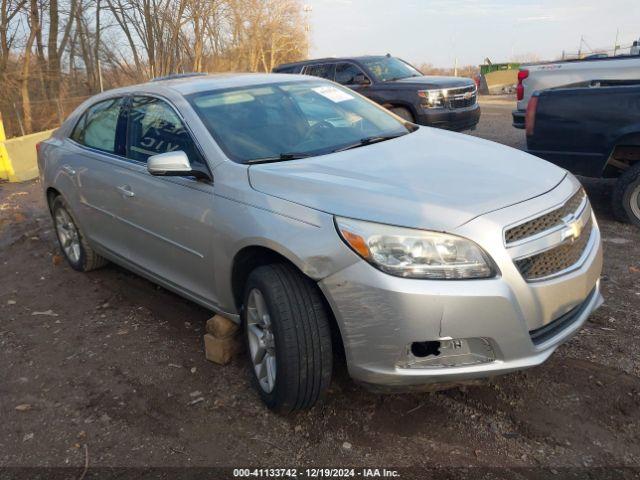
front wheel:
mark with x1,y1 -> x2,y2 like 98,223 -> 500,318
242,264 -> 333,413
612,163 -> 640,227
389,106 -> 415,123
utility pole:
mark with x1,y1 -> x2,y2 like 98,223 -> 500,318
578,35 -> 583,58
303,4 -> 312,59
613,28 -> 620,56
98,60 -> 104,93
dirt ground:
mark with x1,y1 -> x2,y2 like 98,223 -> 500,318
1,97 -> 639,475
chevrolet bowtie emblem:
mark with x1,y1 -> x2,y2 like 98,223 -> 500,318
561,216 -> 583,242
463,91 -> 472,100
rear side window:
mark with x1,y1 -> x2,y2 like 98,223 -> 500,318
71,97 -> 124,153
126,96 -> 206,170
303,63 -> 335,80
335,63 -> 366,85
274,65 -> 299,74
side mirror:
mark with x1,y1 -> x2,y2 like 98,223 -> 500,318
353,74 -> 371,86
148,151 -> 192,176
147,151 -> 210,180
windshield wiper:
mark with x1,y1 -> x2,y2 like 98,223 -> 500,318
247,152 -> 312,164
332,134 -> 405,153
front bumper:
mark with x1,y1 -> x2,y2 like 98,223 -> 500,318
416,103 -> 481,131
319,177 -> 603,389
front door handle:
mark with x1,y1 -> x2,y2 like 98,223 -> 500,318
61,164 -> 76,175
116,185 -> 135,198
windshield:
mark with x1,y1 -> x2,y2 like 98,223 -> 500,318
360,57 -> 422,82
187,80 -> 412,163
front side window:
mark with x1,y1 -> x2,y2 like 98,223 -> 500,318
71,97 -> 124,154
127,96 -> 206,170
303,64 -> 335,80
360,56 -> 422,82
334,63 -> 367,85
188,80 -> 413,163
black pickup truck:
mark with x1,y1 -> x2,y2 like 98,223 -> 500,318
526,81 -> 640,226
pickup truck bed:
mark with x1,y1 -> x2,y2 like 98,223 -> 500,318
513,55 -> 640,129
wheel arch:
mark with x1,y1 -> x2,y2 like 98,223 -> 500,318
382,101 -> 417,121
604,130 -> 640,176
230,244 -> 346,357
46,187 -> 62,212
608,131 -> 640,154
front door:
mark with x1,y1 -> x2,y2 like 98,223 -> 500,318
115,95 -> 218,305
334,62 -> 372,97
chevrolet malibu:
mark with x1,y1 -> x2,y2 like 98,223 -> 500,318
38,73 -> 603,412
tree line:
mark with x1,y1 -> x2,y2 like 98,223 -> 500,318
0,0 -> 308,137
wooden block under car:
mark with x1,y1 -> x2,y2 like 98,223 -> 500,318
204,333 -> 244,365
206,314 -> 240,339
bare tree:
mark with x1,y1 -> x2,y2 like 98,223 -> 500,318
2,0 -> 310,136
0,0 -> 26,77
20,0 -> 40,133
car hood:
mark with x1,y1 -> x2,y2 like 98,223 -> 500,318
389,75 -> 474,89
248,128 -> 566,231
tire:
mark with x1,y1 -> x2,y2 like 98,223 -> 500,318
51,195 -> 108,272
389,106 -> 415,123
612,162 -> 640,227
242,263 -> 333,413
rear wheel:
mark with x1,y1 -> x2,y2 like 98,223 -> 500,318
242,263 -> 333,413
51,196 -> 108,271
612,163 -> 640,227
389,106 -> 415,123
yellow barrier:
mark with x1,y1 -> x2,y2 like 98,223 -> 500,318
0,117 -> 55,182
0,117 -> 15,181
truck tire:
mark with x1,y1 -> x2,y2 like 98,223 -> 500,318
242,263 -> 333,413
612,163 -> 640,227
389,106 -> 415,123
51,195 -> 108,272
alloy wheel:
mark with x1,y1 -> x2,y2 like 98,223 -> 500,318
246,288 -> 277,393
55,208 -> 81,264
631,184 -> 640,221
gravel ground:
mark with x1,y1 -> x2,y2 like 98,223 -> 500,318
1,98 -> 639,476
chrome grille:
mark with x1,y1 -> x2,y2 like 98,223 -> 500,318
515,217 -> 593,281
505,189 -> 586,244
446,85 -> 477,109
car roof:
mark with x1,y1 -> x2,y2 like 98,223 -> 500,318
100,72 -> 315,98
276,55 -> 389,69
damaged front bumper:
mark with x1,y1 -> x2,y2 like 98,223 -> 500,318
318,181 -> 603,390
320,262 -> 602,390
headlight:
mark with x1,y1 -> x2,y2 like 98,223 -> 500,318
418,88 -> 448,108
335,217 -> 496,280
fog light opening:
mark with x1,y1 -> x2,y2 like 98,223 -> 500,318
411,341 -> 441,358
399,337 -> 496,369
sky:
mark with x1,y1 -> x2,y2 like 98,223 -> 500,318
305,0 -> 640,67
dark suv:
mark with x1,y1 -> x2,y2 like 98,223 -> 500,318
273,55 -> 480,131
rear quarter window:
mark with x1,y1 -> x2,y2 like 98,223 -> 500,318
71,97 -> 124,154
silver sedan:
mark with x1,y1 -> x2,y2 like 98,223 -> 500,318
38,73 -> 603,412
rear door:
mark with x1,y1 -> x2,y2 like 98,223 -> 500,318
115,95 -> 218,304
65,96 -> 133,258
302,63 -> 336,81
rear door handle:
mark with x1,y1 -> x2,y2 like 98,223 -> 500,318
116,185 -> 135,198
61,164 -> 76,175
